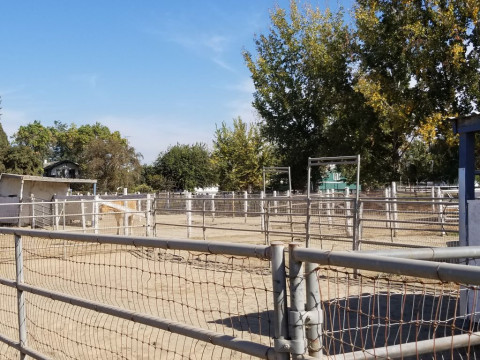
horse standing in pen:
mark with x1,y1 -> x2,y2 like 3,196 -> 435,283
99,200 -> 138,235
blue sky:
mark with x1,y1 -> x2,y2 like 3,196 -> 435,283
0,0 -> 352,164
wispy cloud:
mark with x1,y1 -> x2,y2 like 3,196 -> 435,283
1,109 -> 30,138
94,114 -> 214,164
69,73 -> 99,89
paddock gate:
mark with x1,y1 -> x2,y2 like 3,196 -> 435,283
0,229 -> 479,359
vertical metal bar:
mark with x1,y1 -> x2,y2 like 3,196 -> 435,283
273,191 -> 278,215
263,167 -> 266,195
355,154 -> 360,205
123,199 -> 128,236
146,194 -> 151,237
289,243 -> 306,357
288,190 -> 294,242
211,194 -> 215,221
306,197 -> 312,248
352,198 -> 358,251
345,188 -> 352,237
15,234 -> 27,359
270,242 -> 289,360
30,194 -> 35,229
260,191 -> 265,234
244,191 -> 248,223
384,187 -> 390,228
266,200 -> 271,245
186,192 -> 192,238
54,199 -> 60,231
202,199 -> 206,240
392,182 -> 398,237
62,200 -> 66,230
93,195 -> 99,234
305,261 -> 322,358
80,199 -> 86,233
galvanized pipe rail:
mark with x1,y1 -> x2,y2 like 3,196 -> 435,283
293,247 -> 480,285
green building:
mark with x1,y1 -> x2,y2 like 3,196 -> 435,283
318,168 -> 360,191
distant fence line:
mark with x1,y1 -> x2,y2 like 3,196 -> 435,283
0,228 -> 479,358
0,185 -> 460,250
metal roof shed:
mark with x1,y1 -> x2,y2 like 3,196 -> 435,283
0,173 -> 97,226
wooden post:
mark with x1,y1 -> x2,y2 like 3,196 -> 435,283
392,181 -> 398,238
273,190 -> 278,214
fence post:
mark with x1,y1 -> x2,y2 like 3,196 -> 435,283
211,194 -> 215,221
93,195 -> 99,234
305,261 -> 322,358
384,187 -> 390,228
80,199 -> 86,233
306,196 -> 312,248
265,200 -> 271,245
270,242 -> 290,360
123,199 -> 129,236
287,190 -> 294,242
202,198 -> 206,240
289,242 -> 307,357
146,194 -> 152,237
326,189 -> 332,229
392,181 -> 398,238
15,234 -> 27,359
54,198 -> 60,231
260,191 -> 265,233
244,191 -> 248,223
345,188 -> 352,237
186,192 -> 192,238
231,191 -> 235,218
30,194 -> 35,229
273,190 -> 278,214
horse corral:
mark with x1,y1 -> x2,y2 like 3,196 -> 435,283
0,188 -> 477,359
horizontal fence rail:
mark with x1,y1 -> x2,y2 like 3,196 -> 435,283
0,228 -> 479,359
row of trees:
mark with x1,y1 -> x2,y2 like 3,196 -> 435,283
2,0 -> 477,191
0,112 -> 143,192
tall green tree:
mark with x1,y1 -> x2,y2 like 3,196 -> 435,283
3,146 -> 43,175
212,117 -> 275,192
79,135 -> 142,192
154,143 -> 216,192
13,120 -> 54,161
245,0 -> 480,188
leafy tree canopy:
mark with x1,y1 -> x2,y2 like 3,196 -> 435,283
212,117 -> 276,192
244,0 -> 480,188
154,143 -> 216,192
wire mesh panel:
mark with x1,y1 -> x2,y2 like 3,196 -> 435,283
315,266 -> 480,359
359,199 -> 459,250
16,235 -> 274,359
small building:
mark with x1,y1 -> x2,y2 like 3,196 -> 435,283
318,166 -> 361,192
0,173 -> 97,226
44,160 -> 80,179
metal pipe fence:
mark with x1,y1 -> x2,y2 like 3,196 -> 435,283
0,191 -> 460,251
0,228 -> 479,359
